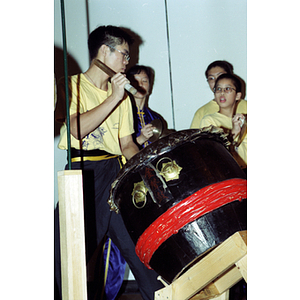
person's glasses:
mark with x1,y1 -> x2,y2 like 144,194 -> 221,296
214,86 -> 236,94
106,44 -> 130,61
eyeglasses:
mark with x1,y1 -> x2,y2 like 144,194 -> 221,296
214,86 -> 236,94
106,44 -> 130,61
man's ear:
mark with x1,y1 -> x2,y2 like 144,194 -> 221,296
236,92 -> 242,101
97,44 -> 109,58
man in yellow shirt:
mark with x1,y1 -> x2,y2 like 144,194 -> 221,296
55,25 -> 162,300
190,60 -> 247,128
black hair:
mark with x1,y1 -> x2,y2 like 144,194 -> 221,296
205,60 -> 234,78
214,74 -> 242,93
126,65 -> 154,88
88,25 -> 134,60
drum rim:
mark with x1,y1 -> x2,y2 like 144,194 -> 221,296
109,126 -> 230,212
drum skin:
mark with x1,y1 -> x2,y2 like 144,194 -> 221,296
109,128 -> 247,283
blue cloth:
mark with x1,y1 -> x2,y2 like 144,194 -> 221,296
103,238 -> 126,300
135,105 -> 161,148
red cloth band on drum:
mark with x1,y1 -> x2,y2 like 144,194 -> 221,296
135,178 -> 247,269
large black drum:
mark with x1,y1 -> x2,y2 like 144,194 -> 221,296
109,127 -> 247,283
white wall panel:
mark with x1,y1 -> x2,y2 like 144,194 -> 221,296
88,0 -> 174,128
54,0 -> 90,71
166,0 -> 247,129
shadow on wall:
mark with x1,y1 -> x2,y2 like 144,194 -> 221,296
54,46 -> 82,137
120,27 -> 144,70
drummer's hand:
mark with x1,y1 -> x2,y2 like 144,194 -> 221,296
231,113 -> 245,138
111,73 -> 129,101
138,124 -> 155,145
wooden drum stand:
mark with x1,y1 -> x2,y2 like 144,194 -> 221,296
155,231 -> 247,300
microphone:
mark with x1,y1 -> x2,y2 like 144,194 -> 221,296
93,59 -> 137,95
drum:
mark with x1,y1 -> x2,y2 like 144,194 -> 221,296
109,127 -> 247,283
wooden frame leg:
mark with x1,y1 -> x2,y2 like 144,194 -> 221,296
235,254 -> 247,283
58,170 -> 87,300
214,290 -> 229,300
155,232 -> 246,300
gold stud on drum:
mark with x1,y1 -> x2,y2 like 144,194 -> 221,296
156,157 -> 182,182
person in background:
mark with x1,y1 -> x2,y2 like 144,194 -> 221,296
198,69 -> 247,299
200,73 -> 247,168
190,60 -> 247,128
54,25 -> 162,300
126,65 -> 163,149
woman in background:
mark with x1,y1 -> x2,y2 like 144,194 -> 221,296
126,65 -> 163,148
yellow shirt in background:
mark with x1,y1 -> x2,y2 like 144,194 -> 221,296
190,99 -> 247,129
200,112 -> 247,166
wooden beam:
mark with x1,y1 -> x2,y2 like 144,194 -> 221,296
213,290 -> 229,300
236,254 -> 247,283
190,265 -> 243,300
58,170 -> 87,300
155,231 -> 247,300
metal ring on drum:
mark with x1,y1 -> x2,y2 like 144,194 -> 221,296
155,157 -> 183,182
131,181 -> 148,209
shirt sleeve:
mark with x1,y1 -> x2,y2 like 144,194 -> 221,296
190,107 -> 205,129
199,115 -> 216,128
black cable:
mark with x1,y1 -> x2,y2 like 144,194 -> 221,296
60,0 -> 72,169
164,0 -> 176,129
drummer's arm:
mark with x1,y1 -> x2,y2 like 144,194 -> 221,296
120,135 -> 139,160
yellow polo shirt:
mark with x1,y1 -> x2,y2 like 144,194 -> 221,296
57,74 -> 134,155
190,99 -> 247,129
